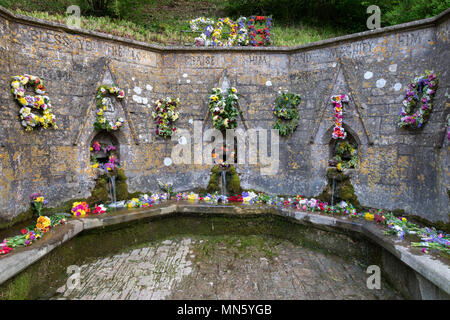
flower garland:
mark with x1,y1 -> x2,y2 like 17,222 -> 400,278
94,85 -> 125,131
152,97 -> 180,138
273,92 -> 301,136
10,74 -> 57,131
334,141 -> 358,171
331,94 -> 349,139
398,71 -> 439,129
209,87 -> 239,131
248,16 -> 272,46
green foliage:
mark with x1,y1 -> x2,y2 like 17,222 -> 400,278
1,0 -> 448,43
381,0 -> 450,26
3,272 -> 31,300
273,92 -> 301,136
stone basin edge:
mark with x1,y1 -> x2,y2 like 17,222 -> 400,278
0,202 -> 448,296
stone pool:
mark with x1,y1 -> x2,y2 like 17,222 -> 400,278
1,203 -> 448,300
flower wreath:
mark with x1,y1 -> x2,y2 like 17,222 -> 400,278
334,141 -> 358,172
331,94 -> 349,139
10,74 -> 57,132
273,92 -> 301,136
248,16 -> 272,46
398,71 -> 439,129
209,87 -> 239,130
152,97 -> 180,138
94,85 -> 125,131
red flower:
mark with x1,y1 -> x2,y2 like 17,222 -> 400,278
21,228 -> 27,235
227,195 -> 243,202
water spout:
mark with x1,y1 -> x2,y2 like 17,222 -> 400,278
109,175 -> 117,206
221,170 -> 227,196
331,177 -> 335,207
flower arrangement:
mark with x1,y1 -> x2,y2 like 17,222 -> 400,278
273,92 -> 301,136
191,17 -> 248,47
3,213 -> 66,253
127,198 -> 141,208
398,71 -> 439,129
10,74 -> 57,131
158,180 -> 174,197
30,192 -> 47,217
0,239 -> 12,255
90,140 -> 119,170
331,94 -> 349,139
334,141 -> 358,171
92,204 -> 107,214
152,97 -> 180,138
209,87 -> 239,131
248,16 -> 272,46
35,215 -> 51,233
94,85 -> 125,131
71,201 -> 90,217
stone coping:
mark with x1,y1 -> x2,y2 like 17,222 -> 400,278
0,5 -> 449,54
0,201 -> 449,296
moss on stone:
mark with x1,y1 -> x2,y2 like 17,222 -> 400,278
86,176 -> 109,207
0,208 -> 33,232
0,213 -> 376,300
206,165 -> 220,194
116,169 -> 131,201
2,272 -> 31,300
228,165 -> 242,195
318,169 -> 361,209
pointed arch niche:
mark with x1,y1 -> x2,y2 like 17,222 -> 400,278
324,124 -> 361,169
90,131 -> 120,165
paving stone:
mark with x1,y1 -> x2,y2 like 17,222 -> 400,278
53,237 -> 401,300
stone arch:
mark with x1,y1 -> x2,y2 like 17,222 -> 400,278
89,130 -> 121,165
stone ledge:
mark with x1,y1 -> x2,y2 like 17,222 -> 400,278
0,5 -> 448,54
0,202 -> 448,298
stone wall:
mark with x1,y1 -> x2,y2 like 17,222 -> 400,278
0,6 -> 448,224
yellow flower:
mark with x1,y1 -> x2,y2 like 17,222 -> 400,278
364,213 -> 374,221
91,163 -> 99,168
337,163 -> 342,171
401,217 -> 407,222
18,97 -> 27,105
